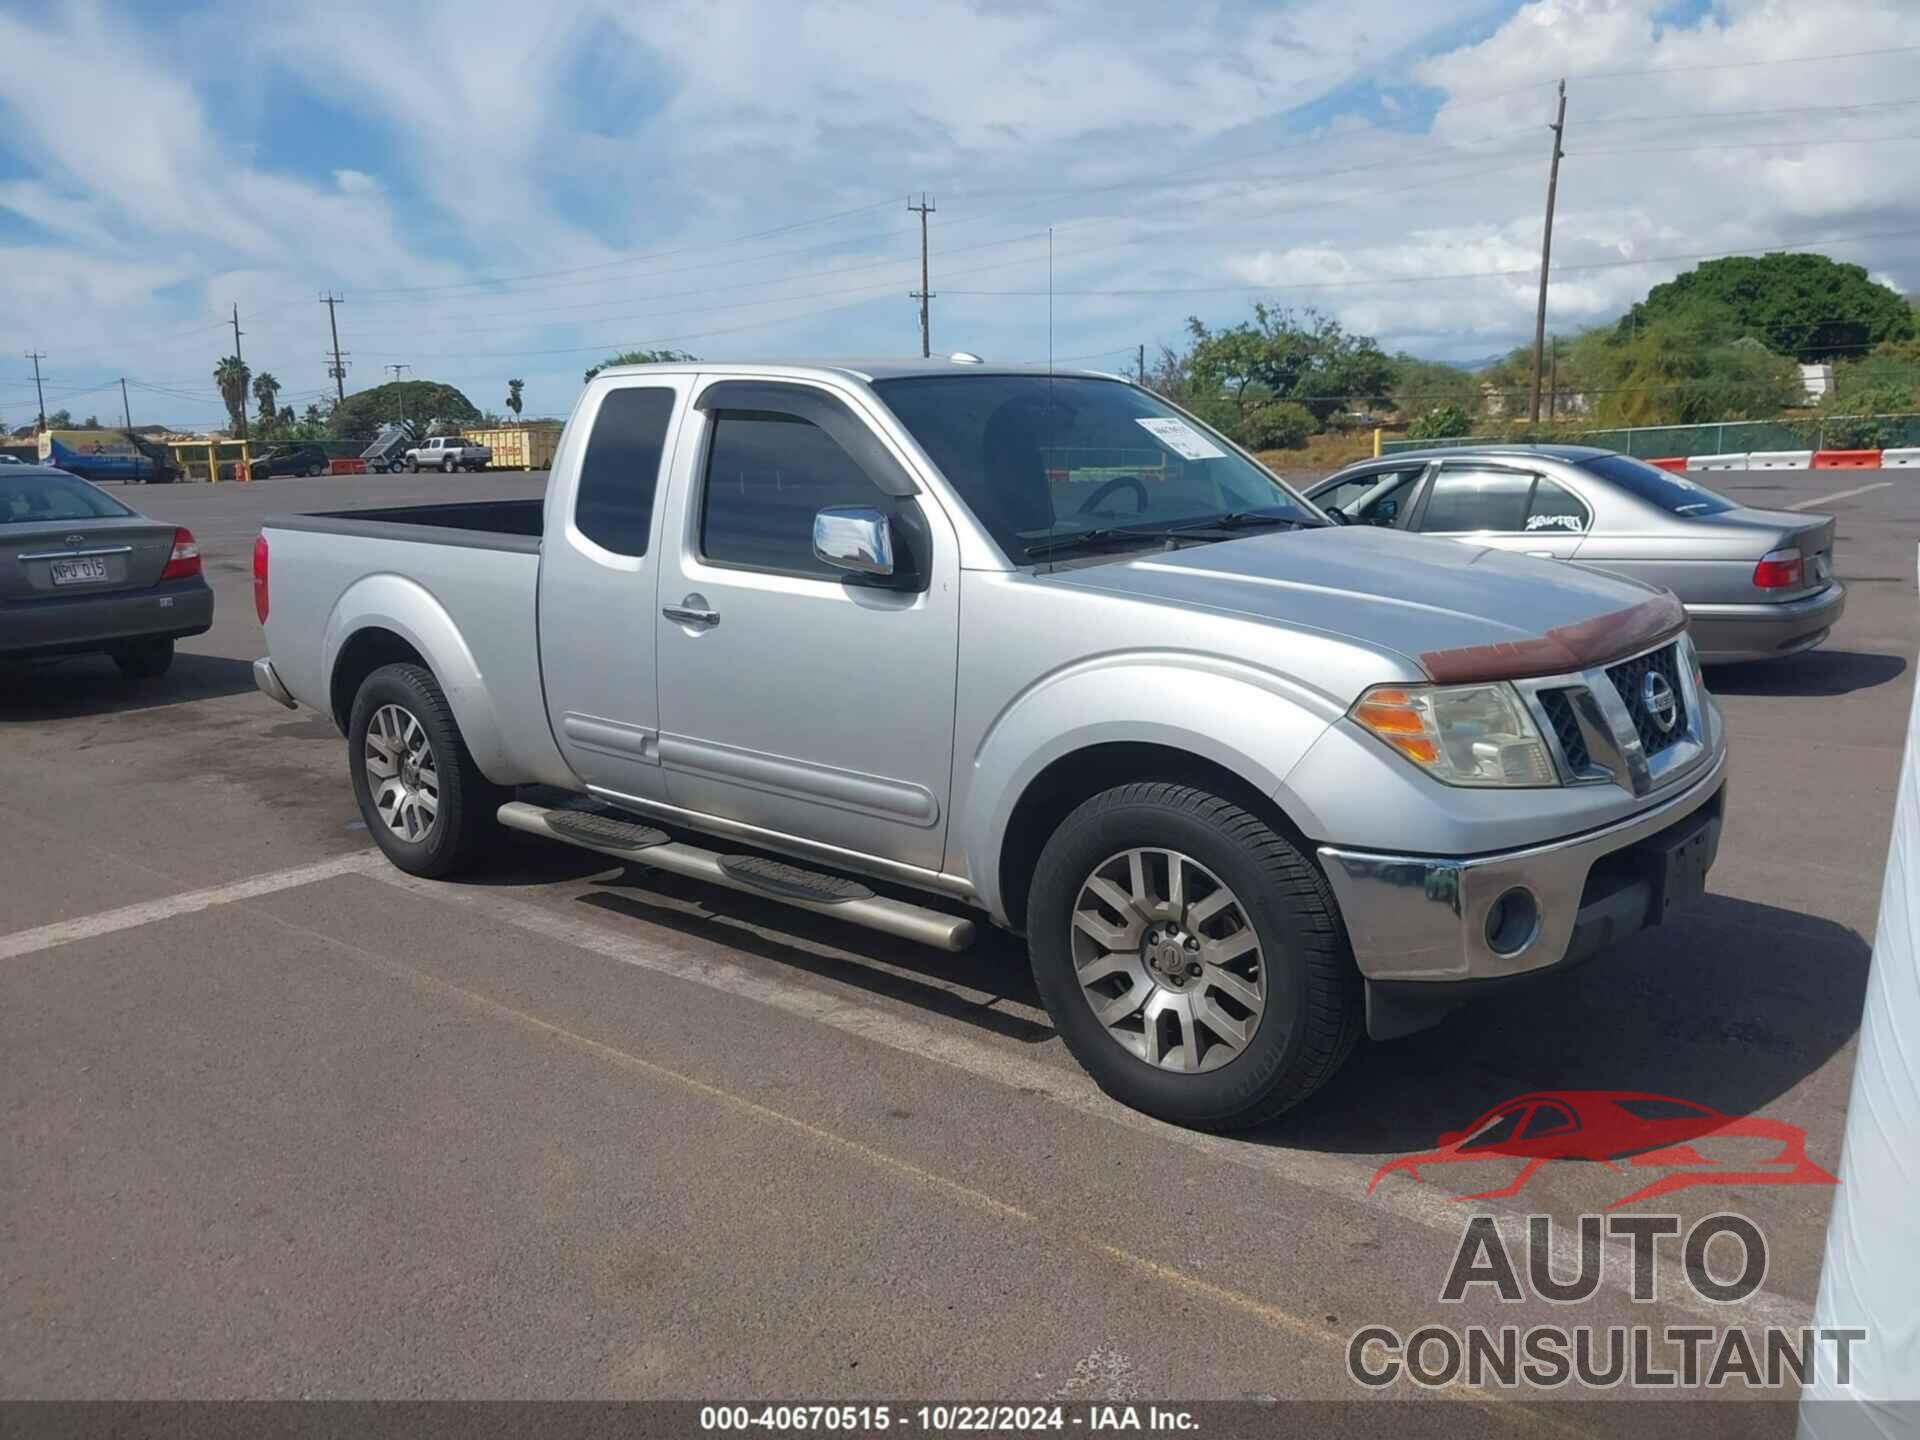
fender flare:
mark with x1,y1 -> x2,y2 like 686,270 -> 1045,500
956,653 -> 1341,923
322,572 -> 514,779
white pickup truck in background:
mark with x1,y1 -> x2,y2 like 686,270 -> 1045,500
404,436 -> 492,473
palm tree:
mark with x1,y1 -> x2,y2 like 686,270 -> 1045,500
505,379 -> 524,418
252,372 -> 281,426
214,356 -> 251,437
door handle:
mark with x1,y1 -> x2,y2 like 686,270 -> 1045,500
663,594 -> 720,627
1525,550 -> 1558,559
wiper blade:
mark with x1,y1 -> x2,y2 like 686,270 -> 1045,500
1022,527 -> 1176,559
1166,511 -> 1320,535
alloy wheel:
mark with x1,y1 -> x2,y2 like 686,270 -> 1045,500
364,703 -> 439,842
1069,847 -> 1266,1072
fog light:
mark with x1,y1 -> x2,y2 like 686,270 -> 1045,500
1485,887 -> 1540,956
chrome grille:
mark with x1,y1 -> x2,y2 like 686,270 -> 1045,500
1536,689 -> 1590,772
1606,643 -> 1688,757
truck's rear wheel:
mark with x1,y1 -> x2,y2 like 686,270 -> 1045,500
441,457 -> 456,474
1027,782 -> 1361,1131
348,662 -> 506,878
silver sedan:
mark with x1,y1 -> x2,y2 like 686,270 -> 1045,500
1305,443 -> 1844,664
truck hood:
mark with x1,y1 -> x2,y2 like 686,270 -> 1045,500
1045,525 -> 1671,681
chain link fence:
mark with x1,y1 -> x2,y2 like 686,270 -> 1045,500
1382,413 -> 1920,458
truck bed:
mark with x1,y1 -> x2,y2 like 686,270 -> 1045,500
268,499 -> 542,550
260,498 -> 569,787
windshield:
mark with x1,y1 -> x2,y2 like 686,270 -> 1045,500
0,471 -> 133,523
1579,452 -> 1736,516
872,375 -> 1320,561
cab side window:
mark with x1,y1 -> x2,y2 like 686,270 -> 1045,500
575,386 -> 676,557
1418,467 -> 1533,533
701,410 -> 912,580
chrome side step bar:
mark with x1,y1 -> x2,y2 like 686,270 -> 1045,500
496,800 -> 976,953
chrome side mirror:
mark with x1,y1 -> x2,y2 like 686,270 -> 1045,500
812,506 -> 895,577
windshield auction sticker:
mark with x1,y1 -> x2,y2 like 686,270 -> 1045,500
1134,417 -> 1226,461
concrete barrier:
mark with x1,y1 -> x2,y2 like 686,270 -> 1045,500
1882,448 -> 1920,469
1648,457 -> 1688,472
1814,450 -> 1883,469
1747,450 -> 1815,470
1685,452 -> 1750,471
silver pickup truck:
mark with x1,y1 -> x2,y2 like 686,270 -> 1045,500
404,436 -> 492,473
253,358 -> 1727,1129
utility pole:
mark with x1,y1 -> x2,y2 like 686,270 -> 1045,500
230,302 -> 248,439
1528,79 -> 1567,424
321,293 -> 348,403
386,363 -> 411,429
25,351 -> 47,430
1138,343 -> 1146,385
1547,338 -> 1557,423
908,193 -> 936,358
120,377 -> 133,432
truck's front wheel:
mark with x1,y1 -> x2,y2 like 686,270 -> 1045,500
348,663 -> 506,878
1027,782 -> 1361,1131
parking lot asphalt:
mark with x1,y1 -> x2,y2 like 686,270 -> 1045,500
2,466 -> 1913,1419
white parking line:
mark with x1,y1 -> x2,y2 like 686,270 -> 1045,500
0,851 -> 385,961
1790,480 -> 1892,510
370,866 -> 1813,1332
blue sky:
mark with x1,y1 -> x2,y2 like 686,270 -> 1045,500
2,0 -> 1916,431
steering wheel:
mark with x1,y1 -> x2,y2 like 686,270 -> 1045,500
1075,474 -> 1150,517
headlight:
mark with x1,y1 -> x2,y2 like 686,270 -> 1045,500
1350,682 -> 1557,787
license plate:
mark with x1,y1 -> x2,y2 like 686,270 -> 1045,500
49,556 -> 109,585
1652,812 -> 1718,918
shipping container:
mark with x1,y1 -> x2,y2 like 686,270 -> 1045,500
460,425 -> 560,471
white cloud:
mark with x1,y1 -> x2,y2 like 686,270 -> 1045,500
2,0 -> 1916,428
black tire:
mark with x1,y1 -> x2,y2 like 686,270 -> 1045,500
112,637 -> 174,679
1027,782 -> 1362,1131
347,662 -> 507,878
441,457 -> 456,474
408,458 -> 421,473
307,463 -> 324,477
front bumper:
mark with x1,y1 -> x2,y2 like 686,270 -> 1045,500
1318,745 -> 1726,1014
0,574 -> 213,659
1687,582 -> 1844,664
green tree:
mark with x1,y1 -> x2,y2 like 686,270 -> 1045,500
46,408 -> 72,428
1183,305 -> 1390,423
1617,252 -> 1914,364
1407,404 -> 1473,440
214,355 -> 251,435
252,372 -> 281,426
1386,354 -> 1479,418
1240,401 -> 1316,450
1577,324 -> 1802,426
506,378 -> 524,417
583,348 -> 696,384
327,380 -> 482,444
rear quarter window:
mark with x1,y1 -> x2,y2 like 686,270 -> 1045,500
574,386 -> 676,557
1579,454 -> 1735,516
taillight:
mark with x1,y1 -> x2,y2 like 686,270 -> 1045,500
1753,547 -> 1804,590
252,533 -> 269,623
159,527 -> 201,581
